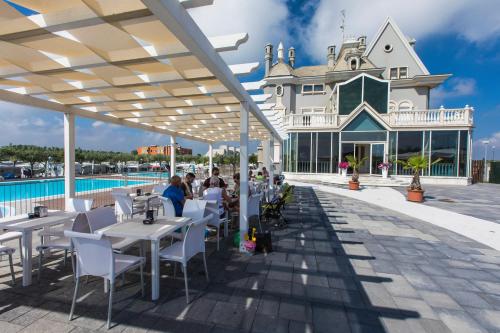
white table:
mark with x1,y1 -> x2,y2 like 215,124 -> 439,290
0,211 -> 78,286
97,216 -> 191,301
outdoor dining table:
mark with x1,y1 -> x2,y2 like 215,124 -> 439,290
0,211 -> 79,286
97,216 -> 191,301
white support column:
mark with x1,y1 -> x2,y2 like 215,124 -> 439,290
268,136 -> 274,189
239,102 -> 249,253
208,143 -> 213,176
64,113 -> 75,210
170,136 -> 176,179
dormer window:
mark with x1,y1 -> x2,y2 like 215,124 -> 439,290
390,67 -> 408,79
349,58 -> 360,70
302,84 -> 325,95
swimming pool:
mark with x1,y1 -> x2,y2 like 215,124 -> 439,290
0,178 -> 148,202
127,172 -> 170,178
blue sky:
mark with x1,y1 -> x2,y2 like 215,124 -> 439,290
1,0 -> 499,158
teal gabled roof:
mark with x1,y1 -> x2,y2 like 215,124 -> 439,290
343,110 -> 386,131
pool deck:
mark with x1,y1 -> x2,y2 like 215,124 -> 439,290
0,185 -> 500,332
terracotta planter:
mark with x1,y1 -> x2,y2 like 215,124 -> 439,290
407,189 -> 424,202
348,181 -> 360,190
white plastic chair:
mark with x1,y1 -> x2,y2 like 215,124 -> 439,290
0,245 -> 16,285
39,198 -> 93,240
0,208 -> 23,264
66,230 -> 145,329
182,199 -> 208,221
84,207 -> 139,254
159,197 -> 176,218
113,192 -> 145,222
248,194 -> 262,223
203,190 -> 228,251
152,184 -> 168,195
36,213 -> 91,281
159,214 -> 212,304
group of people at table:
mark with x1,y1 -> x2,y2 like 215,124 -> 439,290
162,166 -> 270,219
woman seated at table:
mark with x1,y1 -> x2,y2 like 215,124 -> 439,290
162,175 -> 185,217
203,176 -> 232,217
229,173 -> 251,211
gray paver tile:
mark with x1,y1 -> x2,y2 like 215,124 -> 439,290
19,318 -> 75,333
435,309 -> 487,333
393,296 -> 438,320
419,290 -> 462,310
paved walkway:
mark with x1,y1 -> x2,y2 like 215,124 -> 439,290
0,187 -> 500,332
396,183 -> 500,223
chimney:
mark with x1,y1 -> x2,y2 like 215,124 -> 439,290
288,47 -> 295,68
265,43 -> 273,77
327,45 -> 336,69
358,36 -> 366,51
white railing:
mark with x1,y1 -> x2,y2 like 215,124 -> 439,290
285,114 -> 336,128
283,107 -> 473,129
389,107 -> 473,127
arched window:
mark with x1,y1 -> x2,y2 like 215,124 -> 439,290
398,100 -> 413,111
350,58 -> 359,70
389,100 -> 397,112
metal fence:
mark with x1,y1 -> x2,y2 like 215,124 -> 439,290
0,172 -> 170,218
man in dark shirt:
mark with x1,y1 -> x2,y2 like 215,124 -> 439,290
203,167 -> 225,189
162,175 -> 185,217
181,172 -> 195,199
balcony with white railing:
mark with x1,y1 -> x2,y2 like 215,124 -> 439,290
283,106 -> 473,130
388,106 -> 474,127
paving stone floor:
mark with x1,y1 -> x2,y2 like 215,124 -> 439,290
396,183 -> 500,223
1,186 -> 500,332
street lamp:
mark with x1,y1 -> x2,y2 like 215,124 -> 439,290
482,140 -> 490,182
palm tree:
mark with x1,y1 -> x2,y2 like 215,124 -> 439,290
397,155 -> 442,191
346,155 -> 368,183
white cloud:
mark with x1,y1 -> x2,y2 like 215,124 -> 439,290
303,0 -> 500,62
189,0 -> 290,65
431,77 -> 476,107
91,121 -> 104,128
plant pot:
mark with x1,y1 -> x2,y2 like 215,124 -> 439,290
348,181 -> 360,190
381,168 -> 388,179
407,189 -> 424,202
341,168 -> 347,178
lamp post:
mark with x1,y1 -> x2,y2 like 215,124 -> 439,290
482,140 -> 490,182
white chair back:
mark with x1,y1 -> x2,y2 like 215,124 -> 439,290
183,215 -> 212,260
113,193 -> 133,216
203,188 -> 224,215
67,198 -> 93,212
65,230 -> 114,280
248,194 -> 261,218
84,207 -> 117,232
182,199 -> 207,221
160,197 -> 176,218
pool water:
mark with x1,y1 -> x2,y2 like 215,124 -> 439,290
0,178 -> 148,202
127,172 -> 170,178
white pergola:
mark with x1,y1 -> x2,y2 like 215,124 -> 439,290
0,0 -> 282,252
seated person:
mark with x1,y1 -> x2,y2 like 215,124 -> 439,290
262,166 -> 269,179
248,170 -> 254,180
181,172 -> 195,200
203,176 -> 232,217
203,166 -> 226,189
255,171 -> 265,181
162,175 -> 185,217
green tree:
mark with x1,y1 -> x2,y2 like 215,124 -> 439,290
249,153 -> 258,165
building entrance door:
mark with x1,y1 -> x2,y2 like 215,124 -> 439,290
354,144 -> 370,173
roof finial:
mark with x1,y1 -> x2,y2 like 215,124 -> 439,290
277,41 -> 284,61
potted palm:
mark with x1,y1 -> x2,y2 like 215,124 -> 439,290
346,155 -> 368,190
397,155 -> 441,202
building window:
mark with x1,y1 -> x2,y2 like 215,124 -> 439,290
276,85 -> 283,97
398,100 -> 413,111
302,84 -> 325,95
390,67 -> 409,79
389,100 -> 397,112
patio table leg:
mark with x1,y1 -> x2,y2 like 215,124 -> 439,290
21,231 -> 33,286
151,240 -> 160,301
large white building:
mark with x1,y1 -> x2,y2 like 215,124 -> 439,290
262,18 -> 473,184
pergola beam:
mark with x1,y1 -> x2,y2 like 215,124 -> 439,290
0,89 -> 211,143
